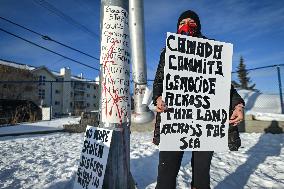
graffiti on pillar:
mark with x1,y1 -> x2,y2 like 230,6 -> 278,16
100,6 -> 131,125
132,71 -> 146,84
134,85 -> 146,95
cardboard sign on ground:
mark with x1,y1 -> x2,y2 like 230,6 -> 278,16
73,126 -> 113,189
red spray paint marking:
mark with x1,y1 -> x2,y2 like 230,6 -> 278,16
101,35 -> 129,126
103,17 -> 130,174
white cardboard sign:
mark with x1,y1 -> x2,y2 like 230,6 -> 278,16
73,126 -> 113,189
160,32 -> 233,151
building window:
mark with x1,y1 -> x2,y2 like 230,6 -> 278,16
87,85 -> 90,88
55,101 -> 60,105
56,78 -> 63,82
94,85 -> 96,90
93,104 -> 96,108
55,89 -> 60,94
70,102 -> 73,107
87,103 -> 90,107
3,84 -> 7,88
93,94 -> 96,99
38,75 -> 46,86
87,94 -> 90,97
38,89 -> 45,99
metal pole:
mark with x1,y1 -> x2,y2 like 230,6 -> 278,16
99,1 -> 132,188
129,0 -> 154,124
277,66 -> 284,114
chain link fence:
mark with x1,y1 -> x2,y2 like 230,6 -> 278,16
231,65 -> 284,114
147,65 -> 284,114
1,62 -> 283,125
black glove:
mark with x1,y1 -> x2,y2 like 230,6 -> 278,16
228,124 -> 241,151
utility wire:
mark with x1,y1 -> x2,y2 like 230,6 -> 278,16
33,0 -> 99,39
0,27 -> 100,71
0,16 -> 99,61
232,64 -> 284,73
4,16 -> 283,80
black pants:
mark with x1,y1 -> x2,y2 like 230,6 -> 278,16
156,151 -> 214,189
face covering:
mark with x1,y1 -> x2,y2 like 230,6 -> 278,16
177,22 -> 197,36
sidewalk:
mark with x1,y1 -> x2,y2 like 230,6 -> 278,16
0,117 -> 80,137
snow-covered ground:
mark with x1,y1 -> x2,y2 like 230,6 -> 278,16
0,131 -> 283,189
1,88 -> 283,189
0,117 -> 80,136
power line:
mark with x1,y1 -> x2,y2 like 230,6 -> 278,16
0,27 -> 100,71
232,64 -> 284,73
0,16 -> 100,61
33,0 -> 100,39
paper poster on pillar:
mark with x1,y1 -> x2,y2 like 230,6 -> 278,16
73,126 -> 113,189
159,32 -> 233,151
100,6 -> 131,124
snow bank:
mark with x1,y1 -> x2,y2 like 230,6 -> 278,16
238,89 -> 284,121
238,89 -> 282,114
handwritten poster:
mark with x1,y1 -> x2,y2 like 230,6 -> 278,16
160,32 -> 233,151
73,126 -> 113,189
100,6 -> 131,124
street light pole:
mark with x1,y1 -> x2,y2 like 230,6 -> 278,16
130,0 -> 154,124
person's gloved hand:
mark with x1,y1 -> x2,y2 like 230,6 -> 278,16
155,96 -> 168,112
229,103 -> 244,126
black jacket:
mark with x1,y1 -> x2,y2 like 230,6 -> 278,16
152,47 -> 245,150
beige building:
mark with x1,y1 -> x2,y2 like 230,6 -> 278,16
0,59 -> 99,117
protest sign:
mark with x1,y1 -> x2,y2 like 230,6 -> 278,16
160,32 -> 233,151
73,126 -> 113,189
100,5 -> 131,124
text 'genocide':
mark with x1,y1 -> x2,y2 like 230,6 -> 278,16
166,74 -> 216,95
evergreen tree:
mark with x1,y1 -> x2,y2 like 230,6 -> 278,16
235,56 -> 256,91
231,80 -> 240,88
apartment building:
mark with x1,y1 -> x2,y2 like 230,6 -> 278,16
0,59 -> 99,117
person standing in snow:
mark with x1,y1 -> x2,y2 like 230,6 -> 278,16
152,10 -> 245,189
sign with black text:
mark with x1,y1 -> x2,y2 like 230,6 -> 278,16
160,32 -> 233,151
73,126 -> 113,189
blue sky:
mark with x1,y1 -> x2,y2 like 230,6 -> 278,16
1,0 -> 284,92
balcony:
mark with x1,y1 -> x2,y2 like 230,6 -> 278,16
74,102 -> 86,110
73,86 -> 86,92
74,96 -> 85,101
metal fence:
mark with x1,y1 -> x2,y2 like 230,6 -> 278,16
0,65 -> 283,125
147,65 -> 284,114
231,65 -> 284,114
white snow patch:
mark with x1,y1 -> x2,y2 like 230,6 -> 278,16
0,117 -> 80,136
238,89 -> 283,114
248,112 -> 284,121
0,131 -> 283,189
